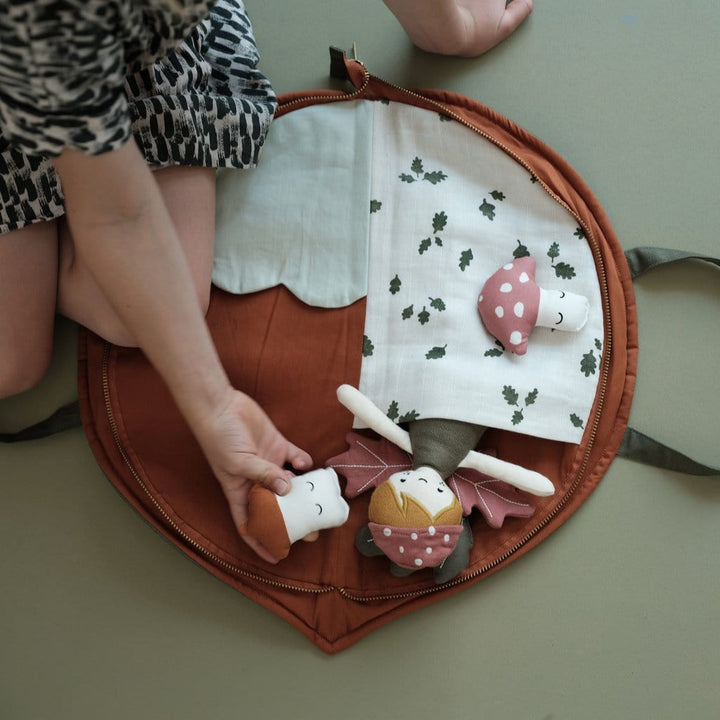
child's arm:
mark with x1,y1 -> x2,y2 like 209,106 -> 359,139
383,0 -> 533,57
52,140 -> 312,557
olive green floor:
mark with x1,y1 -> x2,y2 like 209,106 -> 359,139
2,1 -> 719,718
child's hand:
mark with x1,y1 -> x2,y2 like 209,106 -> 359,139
456,0 -> 534,56
384,0 -> 534,57
194,389 -> 313,562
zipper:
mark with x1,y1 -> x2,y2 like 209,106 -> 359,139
278,64 -> 371,114
100,344 -> 334,596
101,68 -> 613,604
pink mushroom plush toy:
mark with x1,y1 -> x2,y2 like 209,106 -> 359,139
477,257 -> 589,355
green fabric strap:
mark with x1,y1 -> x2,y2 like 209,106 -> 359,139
617,427 -> 718,476
620,246 -> 719,475
624,246 -> 720,280
0,401 -> 81,443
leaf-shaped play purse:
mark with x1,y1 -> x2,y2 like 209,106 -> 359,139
15,49 -> 717,653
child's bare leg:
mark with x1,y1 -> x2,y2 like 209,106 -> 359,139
57,165 -> 216,346
0,221 -> 59,397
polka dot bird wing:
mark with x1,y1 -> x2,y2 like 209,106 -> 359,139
445,464 -> 536,528
326,432 -> 413,498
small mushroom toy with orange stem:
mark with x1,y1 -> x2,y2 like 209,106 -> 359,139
240,468 -> 350,562
477,256 -> 589,355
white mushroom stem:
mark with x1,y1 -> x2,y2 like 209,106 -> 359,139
336,384 -> 555,497
536,288 -> 589,332
276,468 -> 349,544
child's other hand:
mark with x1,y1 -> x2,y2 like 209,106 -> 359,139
385,0 -> 534,57
456,0 -> 534,56
194,389 -> 313,562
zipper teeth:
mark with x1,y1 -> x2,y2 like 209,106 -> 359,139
282,69 -> 579,222
103,70 -> 613,604
100,345 -> 333,595
278,67 -> 372,112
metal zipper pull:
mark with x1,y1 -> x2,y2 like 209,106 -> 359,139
328,44 -> 368,91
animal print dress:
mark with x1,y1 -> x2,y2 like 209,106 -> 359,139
0,0 -> 277,234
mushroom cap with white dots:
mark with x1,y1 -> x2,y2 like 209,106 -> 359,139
477,257 -> 541,356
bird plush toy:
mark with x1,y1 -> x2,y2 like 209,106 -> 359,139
329,384 -> 555,583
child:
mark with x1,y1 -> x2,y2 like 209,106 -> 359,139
0,0 -> 531,559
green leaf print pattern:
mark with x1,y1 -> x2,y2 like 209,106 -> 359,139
459,248 -> 474,271
502,386 -> 519,406
418,211 -> 448,254
362,335 -> 375,357
479,198 -> 496,220
387,401 -> 420,423
401,297 -> 446,325
547,241 -> 576,279
424,171 -> 448,185
580,338 -> 603,377
425,345 -> 447,360
387,400 -> 399,420
513,239 -> 530,258
478,189 -> 506,222
484,340 -> 505,358
555,262 -> 576,280
433,211 -> 447,233
399,157 -> 447,185
571,339 -> 602,428
580,350 -> 597,377
399,410 -> 421,423
502,385 -> 539,425
399,211 -> 450,325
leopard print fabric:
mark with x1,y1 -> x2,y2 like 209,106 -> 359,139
0,0 -> 277,234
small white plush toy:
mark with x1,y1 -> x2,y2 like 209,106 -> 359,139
240,467 -> 350,561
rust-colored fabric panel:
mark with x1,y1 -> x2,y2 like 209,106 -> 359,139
76,71 -> 637,653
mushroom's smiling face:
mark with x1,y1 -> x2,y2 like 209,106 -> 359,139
277,468 -> 350,543
536,287 -> 589,332
387,468 -> 455,516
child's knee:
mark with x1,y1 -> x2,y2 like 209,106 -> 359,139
0,346 -> 53,398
